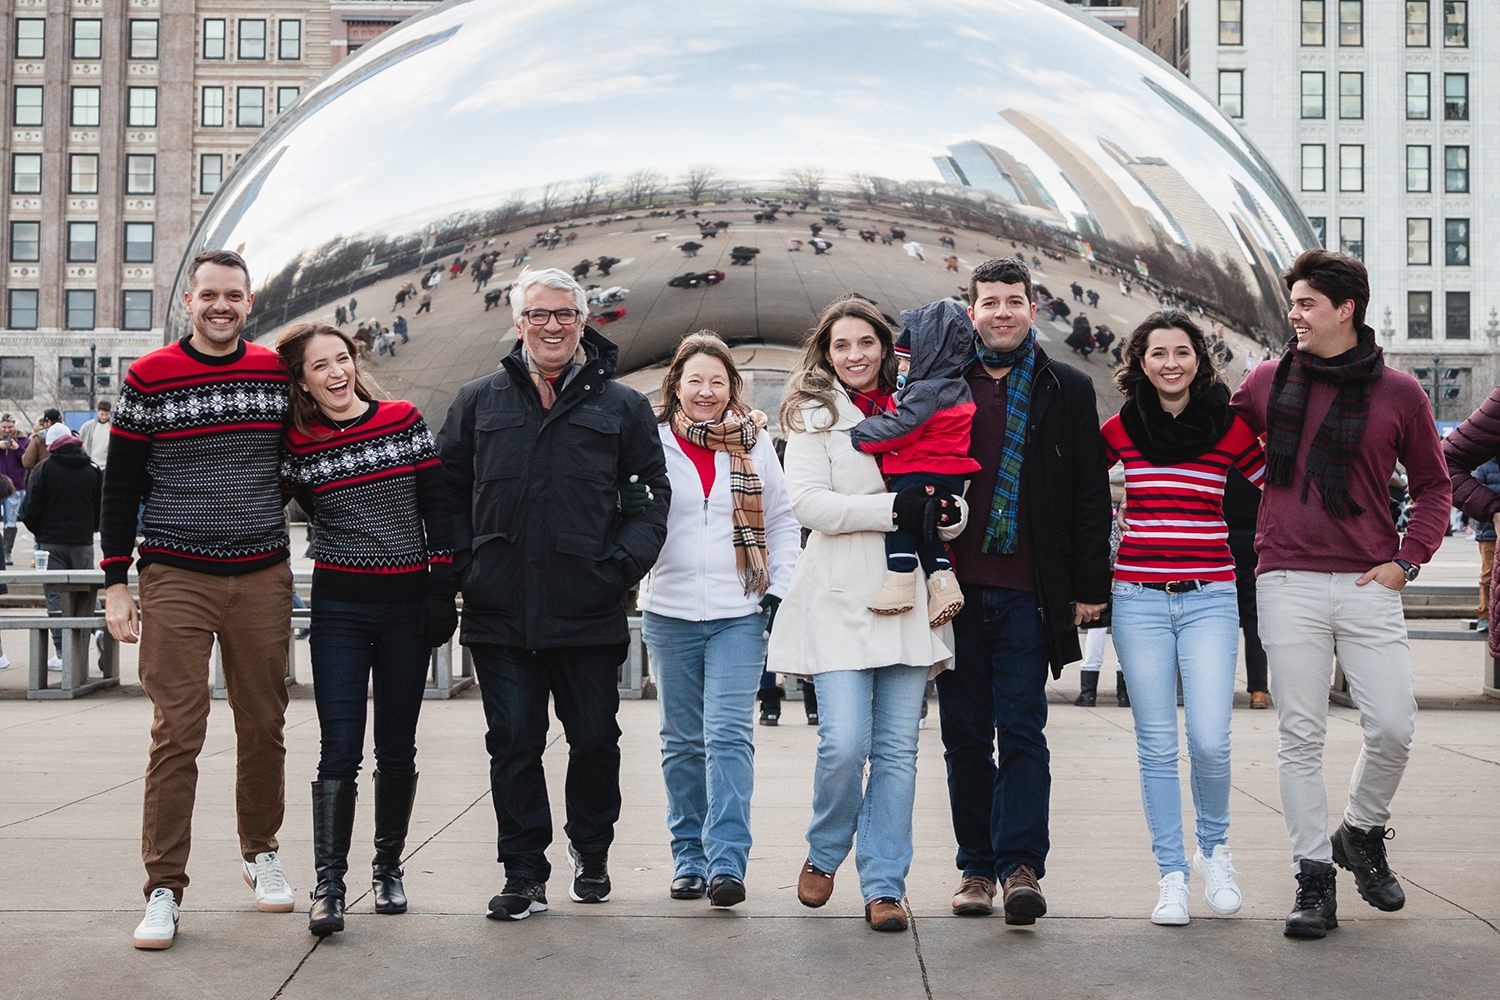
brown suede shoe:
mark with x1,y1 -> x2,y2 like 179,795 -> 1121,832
864,897 -> 908,931
1249,691 -> 1269,710
797,859 -> 835,908
952,874 -> 997,916
1002,865 -> 1047,925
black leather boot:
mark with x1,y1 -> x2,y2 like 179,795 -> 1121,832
1116,670 -> 1131,708
372,770 -> 419,914
1285,859 -> 1338,939
3,526 -> 15,565
309,778 -> 357,936
1073,670 -> 1098,707
757,686 -> 782,726
1331,821 -> 1405,911
803,682 -> 819,725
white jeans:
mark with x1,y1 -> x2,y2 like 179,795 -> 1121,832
1257,570 -> 1416,864
1080,627 -> 1113,672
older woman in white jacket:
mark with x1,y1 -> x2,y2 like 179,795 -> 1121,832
770,298 -> 966,933
638,333 -> 802,909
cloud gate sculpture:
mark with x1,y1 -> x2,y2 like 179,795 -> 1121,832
170,0 -> 1314,423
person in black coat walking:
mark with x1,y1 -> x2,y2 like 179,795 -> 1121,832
438,267 -> 670,922
20,425 -> 102,664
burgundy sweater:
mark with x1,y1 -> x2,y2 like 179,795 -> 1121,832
1230,360 -> 1448,574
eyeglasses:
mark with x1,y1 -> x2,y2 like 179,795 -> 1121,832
522,307 -> 582,325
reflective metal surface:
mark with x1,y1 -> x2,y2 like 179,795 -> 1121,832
172,0 -> 1313,421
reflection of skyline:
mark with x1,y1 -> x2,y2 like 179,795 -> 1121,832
1098,139 -> 1244,270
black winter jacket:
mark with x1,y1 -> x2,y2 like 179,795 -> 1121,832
20,444 -> 102,545
437,327 -> 670,648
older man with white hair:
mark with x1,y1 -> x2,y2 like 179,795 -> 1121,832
437,267 -> 670,920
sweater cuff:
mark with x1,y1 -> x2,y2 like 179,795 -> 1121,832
102,556 -> 132,588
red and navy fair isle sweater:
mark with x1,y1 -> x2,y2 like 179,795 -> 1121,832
280,399 -> 456,604
101,337 -> 291,587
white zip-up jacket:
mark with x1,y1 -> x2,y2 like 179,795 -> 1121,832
638,423 -> 802,621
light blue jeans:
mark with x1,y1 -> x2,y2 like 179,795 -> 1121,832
2,491 -> 22,527
643,610 -> 765,881
806,664 -> 928,903
1110,580 -> 1239,877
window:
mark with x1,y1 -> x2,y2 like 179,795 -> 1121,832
203,19 -> 225,59
1408,219 -> 1431,264
69,154 -> 98,195
71,86 -> 100,127
124,222 -> 154,263
130,20 -> 159,59
200,154 -> 224,195
1218,70 -> 1243,118
277,87 -> 300,115
15,19 -> 45,59
1339,72 -> 1363,119
1407,145 -> 1430,191
10,221 -> 39,262
1447,291 -> 1470,338
1180,5 -> 1190,57
1408,1 -> 1429,45
1219,1 -> 1242,44
1339,145 -> 1363,191
279,19 -> 302,60
1445,1 -> 1468,47
1302,72 -> 1325,118
1338,217 -> 1364,260
1444,74 -> 1468,120
201,86 -> 224,127
1302,1 -> 1325,45
0,356 -> 35,397
123,290 -> 153,331
65,290 -> 95,331
1308,216 -> 1327,247
1407,73 -> 1430,119
128,88 -> 157,127
238,19 -> 266,59
68,221 -> 97,262
1445,146 -> 1468,192
127,154 -> 155,194
14,86 -> 43,126
8,292 -> 38,332
1339,1 -> 1362,45
1301,145 -> 1326,191
237,87 -> 265,128
1445,218 -> 1469,266
72,19 -> 101,59
1408,291 -> 1432,338
11,154 -> 41,195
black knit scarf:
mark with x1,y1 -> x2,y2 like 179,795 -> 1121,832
1119,380 -> 1234,466
1264,325 -> 1384,518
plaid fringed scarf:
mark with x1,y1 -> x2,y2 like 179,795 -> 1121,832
1264,325 -> 1384,519
671,408 -> 768,595
974,330 -> 1037,554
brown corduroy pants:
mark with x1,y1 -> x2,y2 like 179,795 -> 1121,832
136,561 -> 293,902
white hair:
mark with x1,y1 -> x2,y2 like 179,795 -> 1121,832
511,267 -> 588,327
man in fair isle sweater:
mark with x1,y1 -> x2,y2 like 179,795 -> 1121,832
102,250 -> 297,950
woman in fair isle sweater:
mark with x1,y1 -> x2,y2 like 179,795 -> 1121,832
276,322 -> 457,938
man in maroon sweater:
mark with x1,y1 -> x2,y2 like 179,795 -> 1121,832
1231,249 -> 1449,939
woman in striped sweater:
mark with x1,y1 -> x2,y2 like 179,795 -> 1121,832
1101,310 -> 1265,927
276,322 -> 458,937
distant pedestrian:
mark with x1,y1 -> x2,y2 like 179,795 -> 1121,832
21,423 -> 103,668
348,297 -> 358,318
415,290 -> 432,315
393,316 -> 408,343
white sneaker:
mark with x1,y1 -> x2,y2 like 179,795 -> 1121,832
133,887 -> 180,949
1193,844 -> 1244,915
46,656 -> 62,670
0,653 -> 10,669
1151,871 -> 1190,925
243,851 -> 295,912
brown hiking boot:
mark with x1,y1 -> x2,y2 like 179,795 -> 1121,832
864,897 -> 908,931
1002,865 -> 1047,925
952,874 -> 997,916
797,859 -> 835,908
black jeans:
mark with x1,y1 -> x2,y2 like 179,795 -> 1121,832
471,642 -> 626,882
935,584 -> 1052,881
309,599 -> 428,781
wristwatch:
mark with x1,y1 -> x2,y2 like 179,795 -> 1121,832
1393,558 -> 1420,582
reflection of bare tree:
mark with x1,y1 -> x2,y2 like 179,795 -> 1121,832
849,173 -> 880,205
680,165 -> 721,205
784,166 -> 825,203
536,180 -> 567,219
622,168 -> 666,207
573,172 -> 610,216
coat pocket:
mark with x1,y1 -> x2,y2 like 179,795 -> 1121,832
549,530 -> 626,619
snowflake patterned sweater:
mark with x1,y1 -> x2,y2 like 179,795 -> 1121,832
101,337 -> 291,587
280,399 -> 456,604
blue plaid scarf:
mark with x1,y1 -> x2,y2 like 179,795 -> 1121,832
974,330 -> 1037,554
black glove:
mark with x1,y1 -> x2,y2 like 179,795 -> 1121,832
418,595 -> 459,648
617,476 -> 655,517
891,485 -> 959,542
759,593 -> 782,636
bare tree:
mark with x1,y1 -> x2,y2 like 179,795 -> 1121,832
622,168 -> 666,207
679,165 -> 722,206
849,173 -> 879,206
573,172 -> 609,216
536,180 -> 567,219
784,166 -> 825,204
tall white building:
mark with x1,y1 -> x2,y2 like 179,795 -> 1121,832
1169,0 -> 1494,419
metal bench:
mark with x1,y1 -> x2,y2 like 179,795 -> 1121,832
1332,621 -> 1499,704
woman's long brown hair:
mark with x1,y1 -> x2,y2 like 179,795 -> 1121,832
275,321 -> 382,436
656,331 -> 749,424
779,295 -> 898,433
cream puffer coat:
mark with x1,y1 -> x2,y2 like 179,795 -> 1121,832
767,388 -> 968,678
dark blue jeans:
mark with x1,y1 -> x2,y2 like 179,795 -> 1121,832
309,599 -> 429,782
935,584 -> 1052,881
470,642 -> 626,883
